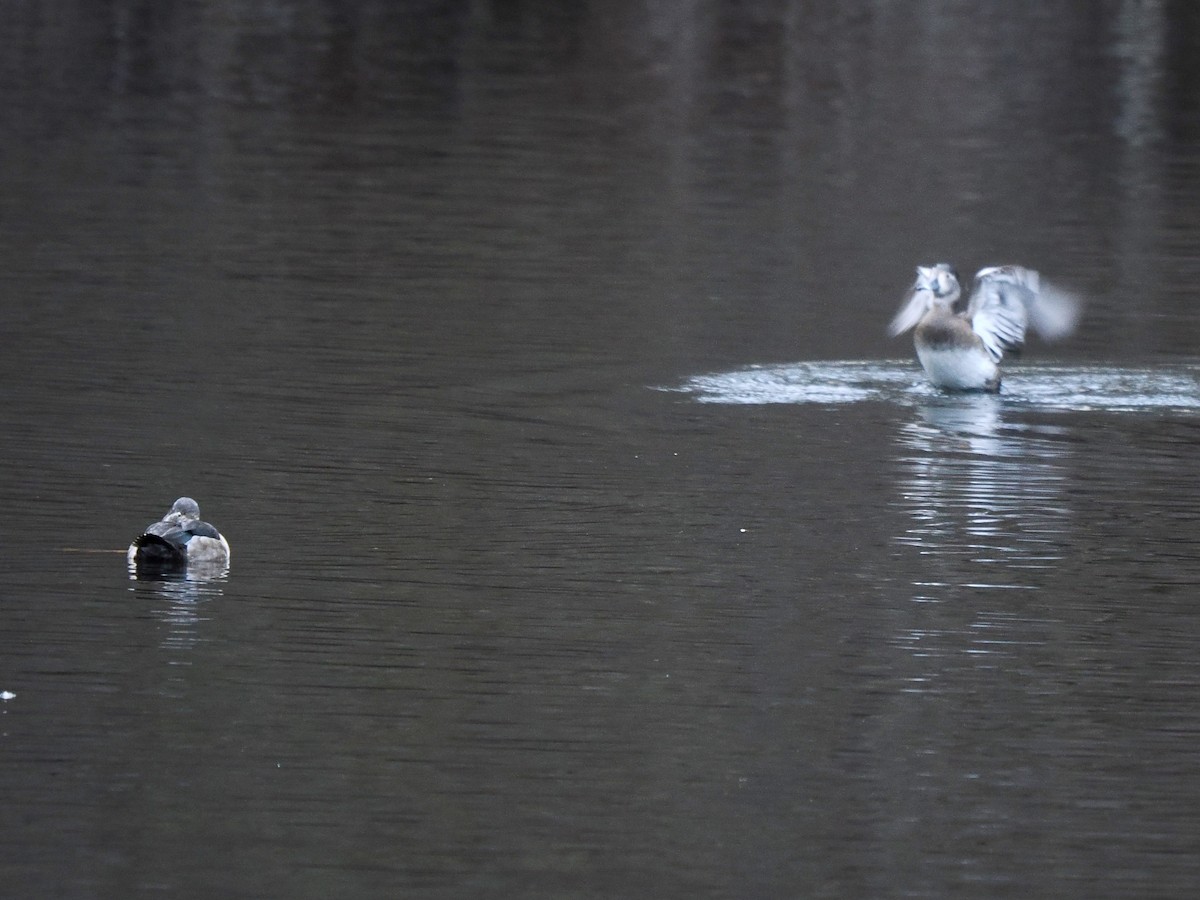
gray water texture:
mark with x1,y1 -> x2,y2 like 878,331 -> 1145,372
3,3 -> 1200,899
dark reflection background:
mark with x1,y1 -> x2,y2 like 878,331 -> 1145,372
3,2 -> 1200,898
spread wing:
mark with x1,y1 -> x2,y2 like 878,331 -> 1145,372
966,267 -> 1033,361
967,266 -> 1082,362
888,285 -> 932,337
969,264 -> 1084,362
1026,280 -> 1082,340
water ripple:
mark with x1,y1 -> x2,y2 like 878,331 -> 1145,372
669,360 -> 1200,413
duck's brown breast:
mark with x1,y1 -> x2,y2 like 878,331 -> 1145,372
915,310 -> 977,350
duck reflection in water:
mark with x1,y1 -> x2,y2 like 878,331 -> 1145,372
895,394 -> 1071,569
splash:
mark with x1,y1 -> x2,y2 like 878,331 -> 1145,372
667,360 -> 1200,413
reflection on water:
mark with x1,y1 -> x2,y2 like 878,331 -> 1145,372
128,560 -> 230,585
886,395 -> 1071,670
678,362 -> 1106,682
889,396 -> 1074,692
894,396 -> 1071,585
128,567 -> 227,656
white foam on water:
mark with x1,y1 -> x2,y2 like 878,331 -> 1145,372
666,360 -> 1200,413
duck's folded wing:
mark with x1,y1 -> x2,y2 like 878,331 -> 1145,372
146,522 -> 192,547
967,266 -> 1037,361
888,287 -> 931,336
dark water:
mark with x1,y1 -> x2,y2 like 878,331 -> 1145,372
3,3 -> 1200,897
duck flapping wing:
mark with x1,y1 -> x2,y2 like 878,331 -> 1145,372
967,266 -> 1081,362
888,283 -> 932,337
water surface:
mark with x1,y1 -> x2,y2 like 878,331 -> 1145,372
3,3 -> 1200,898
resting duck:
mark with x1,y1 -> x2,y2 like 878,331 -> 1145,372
127,497 -> 230,569
889,264 -> 1080,392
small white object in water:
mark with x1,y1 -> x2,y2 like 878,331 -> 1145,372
0,691 -> 15,701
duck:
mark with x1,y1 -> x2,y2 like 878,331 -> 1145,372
127,497 -> 230,569
889,263 -> 1080,392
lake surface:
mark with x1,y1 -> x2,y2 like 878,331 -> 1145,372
3,3 -> 1200,898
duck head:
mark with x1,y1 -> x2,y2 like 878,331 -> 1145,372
915,263 -> 962,305
889,263 -> 962,337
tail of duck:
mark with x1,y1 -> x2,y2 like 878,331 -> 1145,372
129,533 -> 187,566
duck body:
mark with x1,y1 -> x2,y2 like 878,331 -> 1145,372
890,263 -> 1080,392
127,497 -> 230,569
913,304 -> 1001,391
